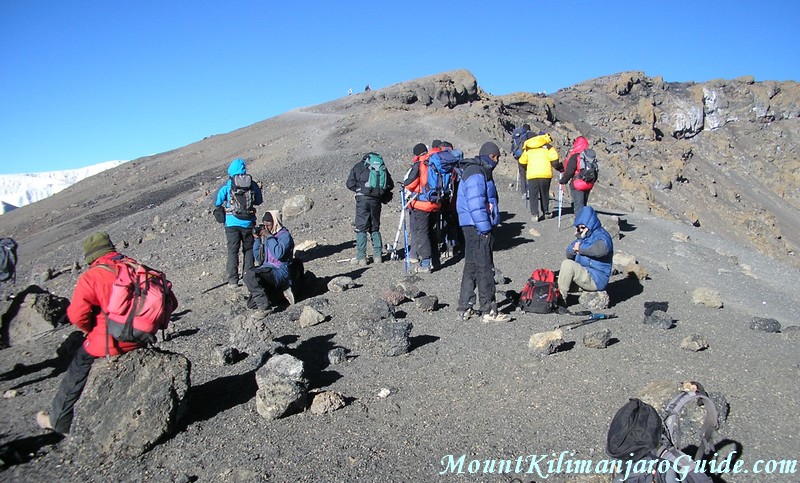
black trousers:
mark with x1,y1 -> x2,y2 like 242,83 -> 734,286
410,209 -> 437,263
527,178 -> 552,217
458,226 -> 496,313
225,226 -> 255,284
50,345 -> 96,434
354,197 -> 382,233
570,185 -> 591,216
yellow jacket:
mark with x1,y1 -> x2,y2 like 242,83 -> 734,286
519,133 -> 559,179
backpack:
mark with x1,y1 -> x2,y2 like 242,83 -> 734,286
518,268 -> 560,313
576,149 -> 599,184
421,148 -> 463,205
0,237 -> 18,283
100,257 -> 178,353
511,126 -> 530,159
227,173 -> 256,219
362,152 -> 389,197
607,391 -> 718,483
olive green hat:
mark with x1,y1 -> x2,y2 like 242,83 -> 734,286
82,232 -> 115,264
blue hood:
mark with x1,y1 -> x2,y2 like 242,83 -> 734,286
227,158 -> 247,176
574,205 -> 602,233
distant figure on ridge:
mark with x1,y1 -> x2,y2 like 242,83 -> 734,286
346,152 -> 394,265
364,84 -> 371,92
214,158 -> 263,286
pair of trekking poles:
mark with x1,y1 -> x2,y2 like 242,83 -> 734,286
389,188 -> 417,274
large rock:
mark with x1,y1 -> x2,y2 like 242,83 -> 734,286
528,329 -> 564,356
692,287 -> 723,308
579,291 -> 610,310
282,195 -> 314,218
351,318 -> 412,357
67,349 -> 191,461
254,354 -> 308,420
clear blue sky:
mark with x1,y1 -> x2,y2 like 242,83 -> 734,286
1,1 -> 798,175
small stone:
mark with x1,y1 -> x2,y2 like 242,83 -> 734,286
327,276 -> 355,292
579,291 -> 610,310
327,347 -> 348,365
643,312 -> 674,330
672,232 -> 690,242
414,295 -> 438,312
583,328 -> 612,349
692,287 -> 723,308
299,306 -> 326,328
781,326 -> 800,341
380,288 -> 406,306
749,317 -> 781,333
310,391 -> 346,415
528,228 -> 541,237
680,334 -> 709,352
625,262 -> 649,280
3,389 -> 18,398
377,388 -> 393,398
528,329 -> 564,355
395,281 -> 422,299
215,347 -> 240,365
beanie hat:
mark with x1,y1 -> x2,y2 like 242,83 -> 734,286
262,212 -> 273,223
82,232 -> 115,264
431,140 -> 442,149
413,143 -> 428,156
523,124 -> 531,131
479,142 -> 501,158
440,141 -> 454,149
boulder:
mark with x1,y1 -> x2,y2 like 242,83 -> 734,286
352,318 -> 413,357
528,329 -> 564,355
255,380 -> 308,421
583,328 -> 612,349
67,349 -> 191,461
282,195 -> 314,218
414,295 -> 438,312
579,291 -> 610,310
310,391 -> 347,415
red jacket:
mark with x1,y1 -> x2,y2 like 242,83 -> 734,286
405,147 -> 443,213
66,252 -> 143,357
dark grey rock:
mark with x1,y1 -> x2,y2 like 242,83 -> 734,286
215,347 -> 240,365
255,379 -> 308,420
583,328 -> 612,349
395,281 -> 422,299
327,347 -> 348,365
750,317 -> 781,333
643,312 -> 675,330
256,353 -> 306,387
414,295 -> 437,312
579,291 -> 610,310
67,349 -> 191,461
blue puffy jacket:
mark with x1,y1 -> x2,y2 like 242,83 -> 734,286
214,158 -> 263,228
567,206 -> 614,290
456,155 -> 499,234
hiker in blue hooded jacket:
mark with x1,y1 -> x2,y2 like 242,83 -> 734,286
558,205 -> 613,300
456,142 -> 511,323
214,158 -> 263,286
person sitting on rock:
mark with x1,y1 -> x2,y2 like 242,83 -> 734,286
36,232 -> 173,434
243,210 -> 299,318
558,206 -> 613,304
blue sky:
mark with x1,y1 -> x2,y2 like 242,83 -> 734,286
1,1 -> 798,175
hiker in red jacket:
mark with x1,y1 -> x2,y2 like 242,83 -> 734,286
559,136 -> 595,216
36,233 -> 144,434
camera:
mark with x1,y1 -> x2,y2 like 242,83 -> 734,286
253,224 -> 265,235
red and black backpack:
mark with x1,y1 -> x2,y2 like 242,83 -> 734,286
518,268 -> 560,313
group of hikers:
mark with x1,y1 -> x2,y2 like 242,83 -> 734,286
30,123 -> 613,439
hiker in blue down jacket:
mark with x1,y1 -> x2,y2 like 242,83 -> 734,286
215,158 -> 263,286
558,205 -> 613,301
243,210 -> 296,317
456,142 -> 511,323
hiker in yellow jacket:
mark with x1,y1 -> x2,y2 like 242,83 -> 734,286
519,131 -> 561,221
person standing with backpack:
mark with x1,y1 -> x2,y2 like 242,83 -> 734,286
456,142 -> 511,323
402,143 -> 440,273
559,136 -> 597,217
214,158 -> 263,286
36,232 -> 177,434
510,123 -> 532,198
346,152 -> 395,265
519,131 -> 561,221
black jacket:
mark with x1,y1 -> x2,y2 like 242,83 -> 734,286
346,160 -> 395,203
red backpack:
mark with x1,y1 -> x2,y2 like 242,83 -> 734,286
518,268 -> 560,313
100,257 -> 178,352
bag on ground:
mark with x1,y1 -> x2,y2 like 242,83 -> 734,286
518,268 -> 560,313
606,389 -> 718,483
0,237 -> 18,283
101,257 -> 178,346
228,173 -> 256,219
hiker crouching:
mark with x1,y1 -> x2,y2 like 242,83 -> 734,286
558,206 -> 613,305
244,211 -> 298,318
346,152 -> 394,266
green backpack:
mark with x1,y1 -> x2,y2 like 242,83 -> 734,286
363,152 -> 387,191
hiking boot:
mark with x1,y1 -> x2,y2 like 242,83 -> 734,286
249,307 -> 274,319
357,258 -> 368,267
373,254 -> 383,264
482,310 -> 512,323
36,411 -> 53,430
416,264 -> 432,274
460,307 -> 480,321
283,287 -> 295,305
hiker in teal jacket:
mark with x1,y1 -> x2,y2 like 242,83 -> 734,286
214,158 -> 263,286
558,206 -> 613,297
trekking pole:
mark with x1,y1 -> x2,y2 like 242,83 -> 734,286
201,281 -> 229,294
556,312 -> 616,330
402,190 -> 411,275
558,184 -> 563,229
390,191 -> 417,260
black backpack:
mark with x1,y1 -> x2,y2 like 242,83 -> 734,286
0,237 -> 18,283
577,149 -> 599,183
228,174 -> 256,219
518,268 -> 560,313
607,391 -> 718,483
511,126 -> 530,159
